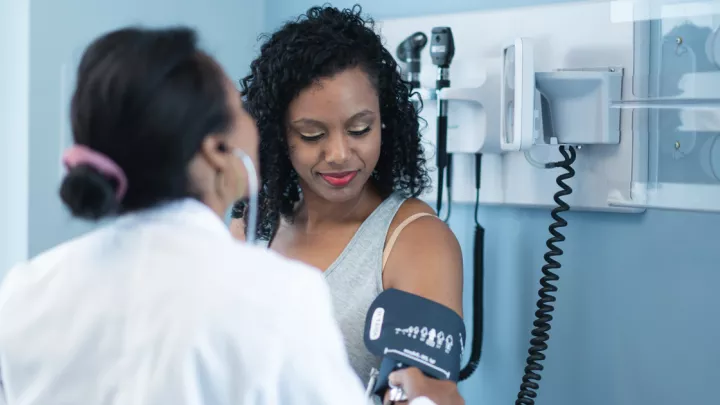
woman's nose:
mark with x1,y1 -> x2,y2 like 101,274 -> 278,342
324,133 -> 350,165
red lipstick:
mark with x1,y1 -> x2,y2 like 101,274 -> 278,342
320,171 -> 358,187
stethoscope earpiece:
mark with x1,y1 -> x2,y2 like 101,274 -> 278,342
214,141 -> 258,245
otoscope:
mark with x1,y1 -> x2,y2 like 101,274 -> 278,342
427,27 -> 484,383
396,32 -> 428,92
429,27 -> 455,218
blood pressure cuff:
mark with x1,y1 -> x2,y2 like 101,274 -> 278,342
363,288 -> 466,395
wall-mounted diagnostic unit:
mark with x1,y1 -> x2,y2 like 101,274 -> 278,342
379,0 -> 720,213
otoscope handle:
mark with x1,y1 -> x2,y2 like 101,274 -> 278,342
436,115 -> 448,171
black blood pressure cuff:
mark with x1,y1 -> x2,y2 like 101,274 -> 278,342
363,288 -> 467,396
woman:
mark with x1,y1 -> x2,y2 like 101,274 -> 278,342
231,4 -> 464,385
0,26 -> 459,405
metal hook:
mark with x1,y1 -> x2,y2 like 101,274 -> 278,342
675,36 -> 688,56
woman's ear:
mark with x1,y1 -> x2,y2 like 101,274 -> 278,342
200,134 -> 229,171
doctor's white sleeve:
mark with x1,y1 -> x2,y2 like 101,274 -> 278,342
276,273 -> 369,405
0,376 -> 6,405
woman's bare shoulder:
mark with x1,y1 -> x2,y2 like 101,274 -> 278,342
382,197 -> 463,316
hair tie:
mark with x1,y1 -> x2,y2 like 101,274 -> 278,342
62,145 -> 128,201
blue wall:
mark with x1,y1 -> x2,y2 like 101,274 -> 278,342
0,1 -> 30,274
25,0 -> 265,256
263,2 -> 720,405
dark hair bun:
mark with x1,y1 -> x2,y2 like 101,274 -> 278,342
59,164 -> 119,220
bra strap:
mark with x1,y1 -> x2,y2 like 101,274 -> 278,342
381,212 -> 437,269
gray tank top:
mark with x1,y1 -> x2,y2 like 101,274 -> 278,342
321,192 -> 407,384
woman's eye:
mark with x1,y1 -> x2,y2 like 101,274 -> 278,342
348,126 -> 371,136
299,132 -> 324,141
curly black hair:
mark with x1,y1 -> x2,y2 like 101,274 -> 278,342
234,4 -> 431,241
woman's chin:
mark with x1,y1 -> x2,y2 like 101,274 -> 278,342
319,187 -> 362,203
307,182 -> 363,204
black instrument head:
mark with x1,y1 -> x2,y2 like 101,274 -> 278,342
396,31 -> 428,63
430,26 -> 455,68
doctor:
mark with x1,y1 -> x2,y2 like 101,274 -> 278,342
0,26 -> 462,405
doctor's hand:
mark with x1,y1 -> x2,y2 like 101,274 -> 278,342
387,368 -> 464,405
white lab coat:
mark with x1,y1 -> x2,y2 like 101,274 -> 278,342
0,199 -> 417,405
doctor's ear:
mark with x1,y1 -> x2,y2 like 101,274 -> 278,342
199,135 -> 230,171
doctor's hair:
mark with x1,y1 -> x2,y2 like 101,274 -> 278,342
234,4 -> 430,240
60,26 -> 232,220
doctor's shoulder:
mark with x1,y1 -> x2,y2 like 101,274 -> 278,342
209,244 -> 352,365
0,234 -> 84,307
217,243 -> 336,321
0,232 -> 100,339
204,244 -> 365,404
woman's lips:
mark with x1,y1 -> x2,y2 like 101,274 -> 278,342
319,171 -> 358,187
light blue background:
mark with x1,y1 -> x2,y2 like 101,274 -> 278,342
1,1 -> 718,404
25,0 -> 264,255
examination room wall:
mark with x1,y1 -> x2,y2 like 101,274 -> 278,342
264,1 -> 720,405
20,0 -> 264,257
0,1 -> 30,277
0,0 -> 717,404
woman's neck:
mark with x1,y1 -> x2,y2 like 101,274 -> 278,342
294,184 -> 383,233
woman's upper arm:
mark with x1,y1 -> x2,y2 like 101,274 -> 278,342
382,214 -> 464,317
229,218 -> 246,241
